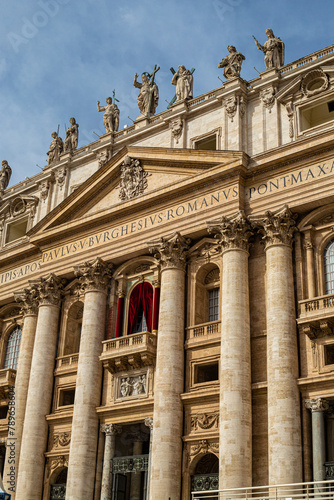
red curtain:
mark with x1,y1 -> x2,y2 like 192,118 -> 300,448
152,287 -> 160,331
115,296 -> 124,338
127,282 -> 153,335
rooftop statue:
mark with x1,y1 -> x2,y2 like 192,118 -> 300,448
171,65 -> 193,101
47,131 -> 63,165
133,65 -> 160,117
218,45 -> 245,79
253,29 -> 284,70
97,94 -> 120,133
0,160 -> 12,194
64,117 -> 79,153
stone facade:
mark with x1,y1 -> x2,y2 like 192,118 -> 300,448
0,43 -> 334,499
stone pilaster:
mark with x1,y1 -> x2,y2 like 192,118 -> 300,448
207,211 -> 253,489
15,275 -> 64,500
100,424 -> 121,500
259,205 -> 302,485
144,418 -> 153,500
3,287 -> 39,498
148,232 -> 190,500
305,398 -> 329,482
130,439 -> 144,500
66,257 -> 112,500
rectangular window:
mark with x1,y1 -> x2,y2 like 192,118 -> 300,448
195,136 -> 217,150
300,100 -> 334,132
324,344 -> 334,366
194,362 -> 219,384
5,219 -> 28,244
59,389 -> 75,406
208,288 -> 219,322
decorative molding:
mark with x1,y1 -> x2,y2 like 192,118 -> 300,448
134,264 -> 150,274
204,269 -> 220,284
305,398 -> 329,412
96,148 -> 112,168
285,101 -> 294,140
53,432 -> 71,448
254,205 -> 297,249
207,210 -> 253,252
39,180 -> 50,202
119,156 -> 149,201
29,274 -> 65,307
191,413 -> 219,431
188,440 -> 219,463
169,117 -> 183,144
224,96 -> 237,122
148,231 -> 191,270
14,287 -> 39,316
260,86 -> 276,113
100,423 -> 122,436
301,69 -> 329,97
75,257 -> 112,293
0,195 -> 38,220
144,417 -> 153,431
55,166 -> 67,190
48,455 -> 69,475
118,373 -> 147,398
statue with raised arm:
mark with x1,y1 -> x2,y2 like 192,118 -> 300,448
97,97 -> 120,133
253,29 -> 284,70
171,65 -> 193,101
47,131 -> 63,165
0,160 -> 12,193
64,117 -> 79,153
218,45 -> 245,79
133,65 -> 160,116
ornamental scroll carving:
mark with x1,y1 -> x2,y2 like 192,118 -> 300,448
148,231 -> 191,270
191,413 -> 219,431
188,440 -> 219,464
260,87 -> 276,113
305,398 -> 329,412
14,287 -> 39,316
48,455 -> 69,475
29,274 -> 65,307
169,117 -> 183,144
119,156 -> 149,201
207,211 -> 253,252
100,423 -> 122,436
224,96 -> 237,122
53,432 -> 71,448
255,205 -> 297,249
75,257 -> 112,293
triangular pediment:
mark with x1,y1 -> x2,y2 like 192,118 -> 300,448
29,146 -> 247,246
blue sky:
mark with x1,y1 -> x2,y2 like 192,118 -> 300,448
1,0 -> 334,186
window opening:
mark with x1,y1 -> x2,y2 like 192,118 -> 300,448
5,219 -> 28,244
324,240 -> 334,294
4,326 -> 22,369
195,362 -> 219,384
324,344 -> 334,366
208,288 -> 220,322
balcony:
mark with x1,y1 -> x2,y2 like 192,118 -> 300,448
54,354 -> 79,375
191,480 -> 334,500
298,294 -> 334,338
0,368 -> 16,398
186,321 -> 221,348
100,331 -> 157,373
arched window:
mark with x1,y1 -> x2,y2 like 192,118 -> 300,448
4,326 -> 22,370
127,282 -> 153,335
324,240 -> 334,294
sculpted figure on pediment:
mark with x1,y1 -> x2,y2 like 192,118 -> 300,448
64,117 -> 79,152
97,97 -> 120,133
218,45 -> 245,79
0,161 -> 12,194
171,65 -> 193,101
119,155 -> 149,201
133,65 -> 160,116
253,29 -> 284,69
47,132 -> 63,165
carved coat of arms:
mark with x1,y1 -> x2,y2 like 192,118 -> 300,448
119,155 -> 149,201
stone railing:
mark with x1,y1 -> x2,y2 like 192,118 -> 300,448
187,321 -> 221,341
281,45 -> 334,75
55,353 -> 79,372
112,454 -> 149,473
299,293 -> 334,318
102,331 -> 157,352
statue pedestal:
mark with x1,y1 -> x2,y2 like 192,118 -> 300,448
135,115 -> 150,129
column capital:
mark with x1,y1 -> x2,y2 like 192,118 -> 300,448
14,287 -> 39,316
207,210 -> 253,252
255,205 -> 297,249
148,232 -> 191,271
144,417 -> 153,431
100,423 -> 122,436
75,257 -> 112,293
29,273 -> 65,307
305,398 -> 329,412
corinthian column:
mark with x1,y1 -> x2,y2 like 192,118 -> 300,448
15,274 -> 64,500
260,206 -> 302,485
3,287 -> 39,498
100,424 -> 121,500
305,398 -> 329,482
207,211 -> 253,489
66,258 -> 112,500
148,232 -> 190,500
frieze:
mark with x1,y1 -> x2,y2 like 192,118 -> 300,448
191,413 -> 219,431
188,440 -> 219,464
53,432 -> 71,448
118,373 -> 147,398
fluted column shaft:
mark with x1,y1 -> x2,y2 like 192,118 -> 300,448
306,398 -> 328,482
208,212 -> 252,489
16,275 -> 64,500
148,232 -> 189,500
66,258 -> 112,500
261,207 -> 302,485
100,424 -> 121,500
3,287 -> 38,498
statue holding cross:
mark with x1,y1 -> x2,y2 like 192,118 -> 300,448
171,65 -> 194,102
133,64 -> 160,117
97,91 -> 120,133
